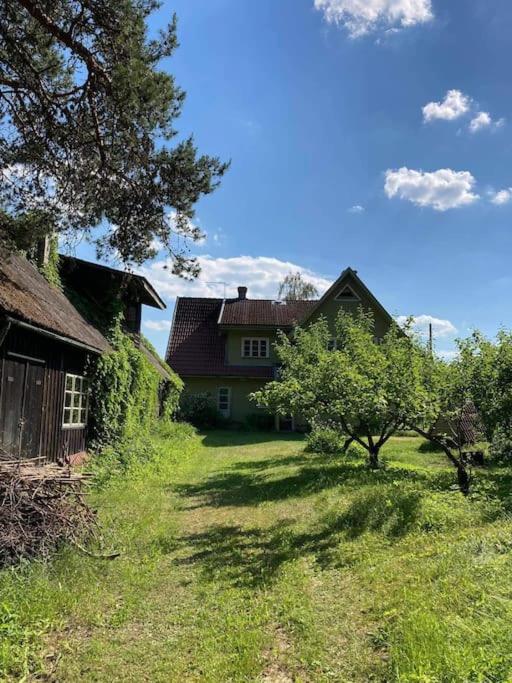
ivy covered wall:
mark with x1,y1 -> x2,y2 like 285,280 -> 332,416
87,319 -> 183,449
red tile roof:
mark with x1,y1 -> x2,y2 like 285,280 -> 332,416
166,297 -> 293,378
219,299 -> 316,327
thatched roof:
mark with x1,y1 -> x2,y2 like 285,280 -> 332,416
0,253 -> 110,354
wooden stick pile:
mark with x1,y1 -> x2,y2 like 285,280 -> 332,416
0,452 -> 97,566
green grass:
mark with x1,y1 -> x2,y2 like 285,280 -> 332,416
2,427 -> 512,681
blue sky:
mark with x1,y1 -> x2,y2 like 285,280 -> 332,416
72,0 -> 512,358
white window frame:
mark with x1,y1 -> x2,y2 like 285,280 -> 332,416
62,373 -> 90,429
241,337 -> 270,359
217,387 -> 231,418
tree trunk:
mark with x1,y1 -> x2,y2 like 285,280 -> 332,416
457,463 -> 471,496
342,437 -> 354,453
368,447 -> 380,470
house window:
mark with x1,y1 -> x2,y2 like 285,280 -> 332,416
63,374 -> 89,428
242,338 -> 269,358
218,387 -> 231,417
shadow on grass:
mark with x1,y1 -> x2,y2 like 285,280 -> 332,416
177,484 -> 426,588
177,460 -> 427,510
200,430 -> 305,448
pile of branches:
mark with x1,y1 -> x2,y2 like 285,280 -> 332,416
0,452 -> 97,566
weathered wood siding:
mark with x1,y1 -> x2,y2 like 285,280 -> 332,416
0,326 -> 91,463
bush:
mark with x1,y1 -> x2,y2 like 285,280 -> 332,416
178,392 -> 222,429
489,424 -> 512,463
306,426 -> 345,454
245,413 -> 275,431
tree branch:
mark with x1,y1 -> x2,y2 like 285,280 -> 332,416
15,0 -> 112,92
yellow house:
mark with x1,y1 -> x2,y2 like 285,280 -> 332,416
166,268 -> 394,429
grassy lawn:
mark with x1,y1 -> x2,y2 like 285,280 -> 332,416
3,427 -> 512,681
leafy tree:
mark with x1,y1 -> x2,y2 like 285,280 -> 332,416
277,271 -> 319,301
0,0 -> 228,270
252,309 -> 429,469
412,350 -> 483,495
458,330 -> 512,461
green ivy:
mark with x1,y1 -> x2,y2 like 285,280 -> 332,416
87,317 -> 183,449
39,233 -> 61,288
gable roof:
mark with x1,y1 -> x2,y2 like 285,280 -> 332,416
166,268 -> 395,379
0,253 -> 110,354
301,267 -> 394,326
59,255 -> 166,310
167,297 -> 274,378
219,298 -> 316,327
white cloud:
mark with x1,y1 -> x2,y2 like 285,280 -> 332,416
422,90 -> 470,123
469,111 -> 504,133
395,314 -> 457,338
384,167 -> 479,211
469,111 -> 491,133
490,188 -> 512,206
138,255 -> 332,302
348,204 -> 365,213
314,0 -> 433,38
143,320 -> 172,332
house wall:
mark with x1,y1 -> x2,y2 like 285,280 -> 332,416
225,329 -> 280,366
307,275 -> 391,339
183,377 -> 270,424
0,326 -> 91,463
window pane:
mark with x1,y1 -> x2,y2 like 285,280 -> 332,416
66,375 -> 73,391
260,340 -> 267,356
80,409 -> 87,424
73,393 -> 81,408
63,408 -> 71,424
65,392 -> 72,407
71,409 -> 80,424
243,340 -> 251,356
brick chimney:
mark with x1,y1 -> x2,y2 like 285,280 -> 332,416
238,286 -> 247,300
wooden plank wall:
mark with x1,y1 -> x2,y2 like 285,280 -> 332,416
0,326 -> 91,462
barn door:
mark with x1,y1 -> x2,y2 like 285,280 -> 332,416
20,362 -> 45,458
0,355 -> 45,459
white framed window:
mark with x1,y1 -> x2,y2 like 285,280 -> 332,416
242,338 -> 269,358
218,387 -> 231,418
63,374 -> 90,428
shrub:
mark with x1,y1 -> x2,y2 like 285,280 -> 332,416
489,424 -> 512,463
245,413 -> 275,431
178,392 -> 222,429
306,426 -> 345,454
345,442 -> 367,459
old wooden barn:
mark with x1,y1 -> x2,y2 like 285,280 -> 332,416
0,250 -> 168,464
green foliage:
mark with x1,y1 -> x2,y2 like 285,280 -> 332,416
38,233 -> 61,288
490,425 -> 512,463
252,309 -> 431,467
178,392 -> 222,429
305,425 -> 346,454
0,209 -> 54,254
459,330 -> 512,454
88,319 -> 182,448
0,1 -> 228,270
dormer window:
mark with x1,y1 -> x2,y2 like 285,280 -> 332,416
242,338 -> 269,358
